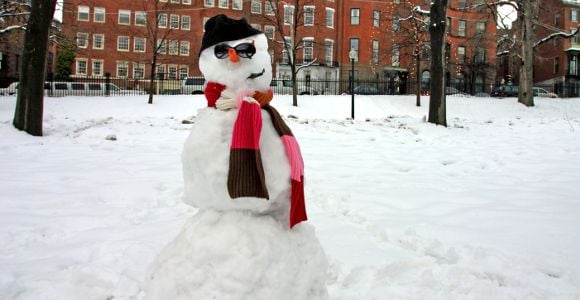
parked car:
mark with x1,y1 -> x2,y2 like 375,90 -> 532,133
491,85 -> 519,97
45,82 -> 138,96
181,77 -> 205,94
269,79 -> 321,95
353,85 -> 381,95
0,82 -> 19,95
533,87 -> 558,98
445,87 -> 470,96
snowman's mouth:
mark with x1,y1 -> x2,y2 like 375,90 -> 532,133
247,68 -> 265,79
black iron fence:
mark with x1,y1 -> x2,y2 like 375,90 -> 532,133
2,75 -> 579,98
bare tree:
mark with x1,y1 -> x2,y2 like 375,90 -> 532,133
261,0 -> 316,107
12,0 -> 57,136
428,0 -> 448,126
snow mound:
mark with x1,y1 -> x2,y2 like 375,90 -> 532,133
144,210 -> 328,299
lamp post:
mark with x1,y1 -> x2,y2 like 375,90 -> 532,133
349,49 -> 357,120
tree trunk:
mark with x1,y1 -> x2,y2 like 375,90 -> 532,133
148,56 -> 157,104
428,0 -> 448,126
519,0 -> 535,107
13,0 -> 57,136
416,54 -> 421,107
291,63 -> 298,107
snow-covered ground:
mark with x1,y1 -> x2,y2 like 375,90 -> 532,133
1,94 -> 579,299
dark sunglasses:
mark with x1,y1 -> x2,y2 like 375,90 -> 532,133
214,42 -> 256,59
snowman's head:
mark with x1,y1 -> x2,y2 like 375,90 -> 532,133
199,15 -> 272,93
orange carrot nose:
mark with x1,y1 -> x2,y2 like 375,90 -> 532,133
229,48 -> 240,63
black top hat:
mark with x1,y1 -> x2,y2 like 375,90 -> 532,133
199,14 -> 262,56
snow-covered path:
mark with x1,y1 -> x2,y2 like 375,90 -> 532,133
1,95 -> 579,299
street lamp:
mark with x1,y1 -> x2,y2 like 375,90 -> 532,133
349,49 -> 357,120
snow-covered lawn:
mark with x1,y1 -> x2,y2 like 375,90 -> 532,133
1,94 -> 579,299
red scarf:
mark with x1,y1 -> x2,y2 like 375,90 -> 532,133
204,83 -> 307,228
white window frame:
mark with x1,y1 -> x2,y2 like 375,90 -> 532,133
265,0 -> 275,15
78,6 -> 90,22
92,59 -> 104,76
157,64 -> 166,78
180,41 -> 190,56
349,38 -> 359,62
372,40 -> 379,64
204,0 -> 214,7
170,15 -> 180,29
116,61 -> 129,78
157,39 -> 167,54
232,0 -> 243,10
169,40 -> 179,55
351,8 -> 360,25
117,36 -> 130,52
284,5 -> 294,25
134,37 -> 146,52
133,63 -> 145,79
264,25 -> 275,40
326,8 -> 334,28
392,44 -> 400,67
135,11 -> 147,26
76,58 -> 88,75
119,10 -> 131,25
218,0 -> 228,8
458,20 -> 466,37
167,65 -> 178,80
304,6 -> 315,26
76,32 -> 89,48
325,39 -> 333,64
158,13 -> 167,28
251,0 -> 262,14
373,10 -> 380,27
181,15 -> 191,30
179,66 -> 189,79
94,7 -> 105,23
183,0 -> 191,4
93,33 -> 104,50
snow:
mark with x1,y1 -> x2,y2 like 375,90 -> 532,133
1,94 -> 580,299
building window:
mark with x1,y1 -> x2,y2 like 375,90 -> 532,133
92,59 -> 103,76
76,32 -> 89,48
458,20 -> 466,37
447,17 -> 451,33
555,12 -> 561,26
284,5 -> 294,25
572,10 -> 578,22
457,46 -> 465,63
78,6 -> 89,21
157,39 -> 167,54
117,36 -> 130,51
116,62 -> 129,78
393,17 -> 399,31
76,59 -> 88,75
183,0 -> 191,4
372,40 -> 379,64
157,65 -> 166,78
392,44 -> 400,66
251,0 -> 262,14
265,1 -> 275,15
133,63 -> 145,79
180,41 -> 190,56
304,6 -> 314,26
572,28 -> 580,44
168,65 -> 178,80
264,25 -> 275,40
219,0 -> 228,8
476,22 -> 485,34
474,47 -> 485,63
93,34 -> 104,49
373,10 -> 380,27
177,66 -> 187,79
569,55 -> 578,75
170,15 -> 180,29
325,39 -> 333,64
134,37 -> 146,52
119,10 -> 131,25
94,7 -> 105,23
282,36 -> 291,64
203,17 -> 209,31
158,13 -> 167,28
181,15 -> 191,30
350,8 -> 360,25
135,11 -> 147,26
169,40 -> 179,55
554,57 -> 560,73
205,0 -> 214,7
251,23 -> 261,31
326,8 -> 334,28
349,38 -> 359,62
233,0 -> 243,10
303,38 -> 313,62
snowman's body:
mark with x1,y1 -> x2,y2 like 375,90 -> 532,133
144,15 -> 328,299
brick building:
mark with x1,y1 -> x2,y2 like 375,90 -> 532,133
61,0 -> 340,85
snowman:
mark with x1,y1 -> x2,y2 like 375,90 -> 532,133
144,15 -> 328,299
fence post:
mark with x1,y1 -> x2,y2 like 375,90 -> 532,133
105,72 -> 111,97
